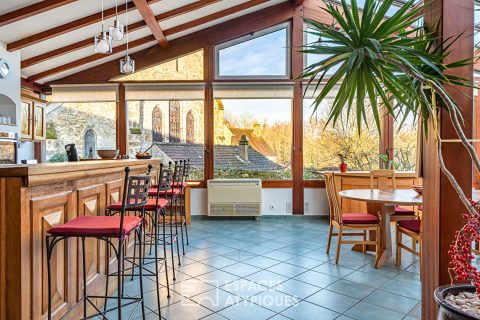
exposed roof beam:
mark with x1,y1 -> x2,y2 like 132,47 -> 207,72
27,36 -> 157,82
21,0 -> 222,68
8,0 -> 159,51
0,0 -> 77,28
28,0 -> 271,82
291,0 -> 305,5
133,0 -> 169,48
48,1 -> 297,85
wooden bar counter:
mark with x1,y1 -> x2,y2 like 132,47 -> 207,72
0,159 -> 159,320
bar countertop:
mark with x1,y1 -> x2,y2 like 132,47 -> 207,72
0,159 -> 159,186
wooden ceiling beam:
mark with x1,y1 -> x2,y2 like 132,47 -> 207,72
7,0 -> 159,52
21,0 -> 222,69
47,1 -> 298,84
291,0 -> 305,5
0,0 -> 77,28
132,0 -> 169,48
27,36 -> 156,82
29,0 -> 274,81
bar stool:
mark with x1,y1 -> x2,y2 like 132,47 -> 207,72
106,163 -> 173,317
149,161 -> 182,268
46,167 -> 150,320
178,159 -> 191,250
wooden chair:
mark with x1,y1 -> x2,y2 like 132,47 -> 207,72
396,219 -> 421,270
369,169 -> 416,220
325,172 -> 381,264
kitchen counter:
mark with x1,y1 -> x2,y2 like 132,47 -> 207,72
0,158 -> 159,320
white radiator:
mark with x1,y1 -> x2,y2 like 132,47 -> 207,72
207,179 -> 262,216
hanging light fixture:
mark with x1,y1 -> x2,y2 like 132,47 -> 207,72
109,0 -> 124,41
120,0 -> 135,74
94,0 -> 112,54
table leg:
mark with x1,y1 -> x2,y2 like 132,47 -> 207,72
375,205 -> 394,268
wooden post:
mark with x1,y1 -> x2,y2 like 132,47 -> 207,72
292,4 -> 304,215
117,83 -> 128,155
422,1 -> 474,319
204,46 -> 214,180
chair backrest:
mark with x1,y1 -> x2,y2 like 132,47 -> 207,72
369,169 -> 396,190
119,166 -> 151,236
172,160 -> 185,189
324,172 -> 342,224
182,159 -> 191,185
153,163 -> 173,205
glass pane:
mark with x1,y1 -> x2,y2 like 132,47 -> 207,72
217,28 -> 288,77
46,102 -> 117,162
213,99 -> 292,179
393,113 -> 418,172
115,50 -> 204,81
303,99 -> 380,179
128,100 -> 205,180
304,27 -> 340,77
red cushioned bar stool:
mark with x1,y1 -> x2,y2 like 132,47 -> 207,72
46,167 -> 150,320
148,161 -> 183,266
106,163 -> 175,318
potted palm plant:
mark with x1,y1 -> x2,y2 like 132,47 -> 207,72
302,0 -> 478,319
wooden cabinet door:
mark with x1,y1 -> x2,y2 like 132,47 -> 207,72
76,184 -> 106,298
20,100 -> 33,140
33,102 -> 46,141
31,191 -> 76,320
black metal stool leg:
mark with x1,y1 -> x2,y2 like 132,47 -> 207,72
46,236 -> 53,320
103,237 -> 110,317
117,238 -> 124,320
169,201 -> 176,281
174,197 -> 181,266
136,228 -> 147,320
162,207 -> 171,298
153,211 -> 162,316
81,237 -> 88,319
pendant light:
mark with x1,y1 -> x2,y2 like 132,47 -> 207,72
109,0 -> 124,41
120,0 -> 135,74
94,0 -> 112,54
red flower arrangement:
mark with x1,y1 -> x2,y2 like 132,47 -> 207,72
449,200 -> 480,294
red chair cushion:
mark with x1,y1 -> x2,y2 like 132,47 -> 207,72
342,213 -> 379,224
398,219 -> 421,234
47,216 -> 142,237
148,187 -> 181,197
107,198 -> 169,211
152,182 -> 186,188
394,207 -> 416,215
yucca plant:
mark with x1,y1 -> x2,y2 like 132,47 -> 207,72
302,0 -> 480,304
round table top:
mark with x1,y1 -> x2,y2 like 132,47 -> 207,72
338,189 -> 423,206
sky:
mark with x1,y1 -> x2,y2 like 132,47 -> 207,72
218,28 -> 287,76
222,99 -> 291,124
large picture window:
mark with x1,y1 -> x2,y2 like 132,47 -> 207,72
303,98 -> 380,179
393,112 -> 418,172
213,98 -> 292,179
215,23 -> 291,79
46,102 -> 117,162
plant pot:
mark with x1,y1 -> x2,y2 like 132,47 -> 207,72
434,284 -> 479,320
339,163 -> 347,172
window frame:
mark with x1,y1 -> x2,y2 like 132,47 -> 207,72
214,22 -> 292,80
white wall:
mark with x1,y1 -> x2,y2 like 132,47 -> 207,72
0,41 -> 35,162
190,187 -> 329,216
0,41 -> 20,135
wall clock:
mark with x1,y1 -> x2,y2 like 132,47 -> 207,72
0,58 -> 10,79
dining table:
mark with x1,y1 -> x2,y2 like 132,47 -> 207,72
338,188 -> 423,268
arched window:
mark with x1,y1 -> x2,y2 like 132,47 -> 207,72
152,106 -> 163,142
169,101 -> 181,143
186,111 -> 195,143
84,129 -> 97,158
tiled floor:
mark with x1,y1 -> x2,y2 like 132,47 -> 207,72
116,217 -> 421,320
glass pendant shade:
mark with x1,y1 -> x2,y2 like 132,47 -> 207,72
94,31 -> 112,54
109,19 -> 124,41
120,55 -> 135,74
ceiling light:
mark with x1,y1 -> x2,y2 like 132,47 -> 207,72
94,0 -> 113,54
109,0 -> 124,41
119,0 -> 135,74
120,55 -> 135,74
